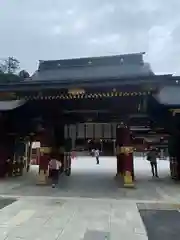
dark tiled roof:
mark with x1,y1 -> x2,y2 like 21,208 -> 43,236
31,53 -> 154,82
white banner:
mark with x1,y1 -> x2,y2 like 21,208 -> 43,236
85,123 -> 94,138
64,125 -> 68,139
112,123 -> 117,138
103,123 -> 111,138
69,124 -> 76,139
94,123 -> 102,139
77,123 -> 85,139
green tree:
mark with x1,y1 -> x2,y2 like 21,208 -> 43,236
1,57 -> 20,74
0,72 -> 21,83
19,70 -> 30,79
0,57 -> 25,82
0,62 -> 5,73
0,57 -> 29,82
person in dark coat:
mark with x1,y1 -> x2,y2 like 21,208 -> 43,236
147,148 -> 159,177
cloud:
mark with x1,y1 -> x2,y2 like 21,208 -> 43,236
0,0 -> 180,74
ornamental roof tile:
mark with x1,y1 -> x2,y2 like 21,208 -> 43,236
31,53 -> 154,82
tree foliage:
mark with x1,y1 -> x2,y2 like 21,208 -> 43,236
0,63 -> 5,73
0,72 -> 21,83
0,57 -> 29,82
19,70 -> 30,79
1,57 -> 20,74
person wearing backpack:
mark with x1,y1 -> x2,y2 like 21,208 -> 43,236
49,157 -> 62,188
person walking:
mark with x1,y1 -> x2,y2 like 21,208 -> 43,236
147,147 -> 159,178
49,157 -> 61,188
95,148 -> 100,165
5,158 -> 13,177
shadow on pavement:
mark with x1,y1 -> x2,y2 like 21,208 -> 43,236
138,203 -> 180,240
0,197 -> 16,209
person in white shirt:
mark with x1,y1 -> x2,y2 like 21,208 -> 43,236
49,158 -> 62,188
95,149 -> 100,164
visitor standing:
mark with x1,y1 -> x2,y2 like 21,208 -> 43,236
95,149 -> 100,164
49,158 -> 61,188
147,148 -> 159,178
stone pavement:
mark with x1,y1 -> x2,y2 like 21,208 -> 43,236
0,197 -> 147,240
0,157 -> 177,202
0,157 -> 178,239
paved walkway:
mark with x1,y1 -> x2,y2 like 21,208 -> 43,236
0,197 -> 148,240
0,157 -> 176,202
0,157 -> 178,239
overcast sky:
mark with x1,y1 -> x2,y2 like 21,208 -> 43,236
0,0 -> 179,74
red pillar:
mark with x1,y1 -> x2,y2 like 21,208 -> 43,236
116,149 -> 124,177
116,124 -> 125,177
168,134 -> 180,181
0,136 -> 15,178
116,123 -> 134,187
0,145 -> 10,177
170,157 -> 178,180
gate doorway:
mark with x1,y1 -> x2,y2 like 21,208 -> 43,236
64,122 -> 117,157
64,122 -> 170,182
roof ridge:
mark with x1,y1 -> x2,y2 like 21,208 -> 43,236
39,52 -> 145,63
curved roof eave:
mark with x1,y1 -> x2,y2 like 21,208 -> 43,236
0,100 -> 26,111
156,86 -> 180,105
